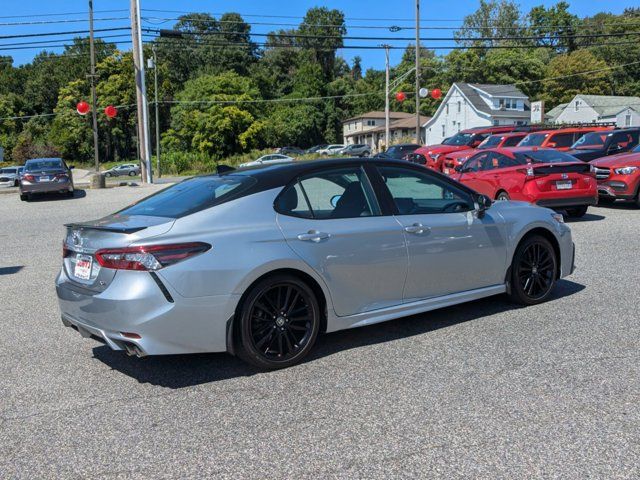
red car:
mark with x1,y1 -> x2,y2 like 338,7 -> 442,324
441,132 -> 528,175
517,127 -> 613,152
591,146 -> 640,206
416,126 -> 519,171
450,147 -> 598,217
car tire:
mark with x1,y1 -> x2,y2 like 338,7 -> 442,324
598,197 -> 615,206
236,273 -> 321,370
129,171 -> 136,176
13,180 -> 19,187
496,191 -> 510,201
566,206 -> 588,218
20,193 -> 28,202
104,172 -> 111,178
66,190 -> 74,198
508,235 -> 558,306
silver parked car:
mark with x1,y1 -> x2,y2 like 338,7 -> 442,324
57,158 -> 575,369
20,158 -> 74,201
104,163 -> 141,177
0,166 -> 23,187
339,144 -> 371,157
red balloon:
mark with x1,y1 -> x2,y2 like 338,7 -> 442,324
430,88 -> 442,100
104,105 -> 117,118
395,91 -> 406,102
76,101 -> 90,115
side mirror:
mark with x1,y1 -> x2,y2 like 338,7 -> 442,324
475,194 -> 492,218
471,140 -> 482,147
454,165 -> 463,173
547,142 -> 557,148
608,144 -> 622,153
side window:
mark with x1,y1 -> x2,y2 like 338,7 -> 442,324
551,133 -> 574,148
276,167 -> 380,220
463,152 -> 490,172
495,153 -> 519,168
480,153 -> 498,171
377,166 -> 474,215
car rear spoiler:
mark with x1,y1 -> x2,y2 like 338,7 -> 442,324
64,223 -> 147,234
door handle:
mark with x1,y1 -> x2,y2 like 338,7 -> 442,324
297,230 -> 330,242
404,223 -> 429,234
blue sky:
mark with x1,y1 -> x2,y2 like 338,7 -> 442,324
1,1 -> 633,69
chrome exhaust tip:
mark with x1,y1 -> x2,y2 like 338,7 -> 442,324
123,342 -> 147,358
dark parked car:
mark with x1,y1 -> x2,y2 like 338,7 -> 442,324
374,143 -> 421,160
566,128 -> 640,162
305,144 -> 328,154
277,146 -> 305,156
19,158 -> 74,201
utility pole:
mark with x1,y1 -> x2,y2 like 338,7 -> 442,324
415,0 -> 421,144
383,45 -> 390,153
130,0 -> 153,183
88,0 -> 100,174
150,45 -> 161,178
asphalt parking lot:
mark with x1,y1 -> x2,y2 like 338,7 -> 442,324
1,187 -> 639,478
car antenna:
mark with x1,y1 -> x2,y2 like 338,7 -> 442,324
216,164 -> 236,174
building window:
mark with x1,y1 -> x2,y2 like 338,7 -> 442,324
446,104 -> 449,114
457,122 -> 461,132
457,101 -> 461,113
575,100 -> 581,112
493,119 -> 500,126
625,113 -> 632,127
442,124 -> 446,137
366,120 -> 375,126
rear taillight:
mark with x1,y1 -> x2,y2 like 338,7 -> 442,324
95,242 -> 211,271
63,242 -> 72,258
23,174 -> 35,182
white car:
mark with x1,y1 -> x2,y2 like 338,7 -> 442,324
239,154 -> 294,168
0,166 -> 23,187
317,144 -> 346,155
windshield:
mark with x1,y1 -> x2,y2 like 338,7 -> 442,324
442,133 -> 474,146
119,175 -> 257,218
477,135 -> 503,149
25,159 -> 63,171
515,150 -> 578,164
571,132 -> 609,149
518,133 -> 548,147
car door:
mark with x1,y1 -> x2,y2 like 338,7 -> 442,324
373,164 -> 507,302
457,152 -> 491,194
276,165 -> 408,317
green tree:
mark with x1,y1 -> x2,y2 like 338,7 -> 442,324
455,0 -> 523,47
0,93 -> 24,162
298,7 -> 346,80
542,49 -> 611,106
528,1 -> 579,52
49,80 -> 93,162
162,72 -> 263,157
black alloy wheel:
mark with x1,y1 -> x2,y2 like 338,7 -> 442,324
237,274 -> 320,369
509,235 -> 557,305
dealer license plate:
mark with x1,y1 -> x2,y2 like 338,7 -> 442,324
74,254 -> 93,280
556,180 -> 573,190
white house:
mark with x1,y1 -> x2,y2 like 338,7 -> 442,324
552,95 -> 640,127
422,83 -> 530,145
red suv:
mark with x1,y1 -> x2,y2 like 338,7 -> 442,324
416,126 -> 519,171
591,146 -> 640,206
517,127 -> 613,151
442,132 -> 528,175
450,147 -> 597,217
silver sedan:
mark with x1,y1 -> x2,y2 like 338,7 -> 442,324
56,158 -> 575,369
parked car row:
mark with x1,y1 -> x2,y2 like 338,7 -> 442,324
409,126 -> 640,214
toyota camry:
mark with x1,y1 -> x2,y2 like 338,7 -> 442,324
57,158 -> 575,369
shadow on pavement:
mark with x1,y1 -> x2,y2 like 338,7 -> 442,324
0,266 -> 24,275
93,279 -> 585,388
564,212 -> 606,223
25,189 -> 87,202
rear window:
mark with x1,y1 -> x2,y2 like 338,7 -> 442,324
477,135 -> 503,149
25,159 -> 63,171
119,175 -> 256,218
442,133 -> 475,146
515,150 -> 578,164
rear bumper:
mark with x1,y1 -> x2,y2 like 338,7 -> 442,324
56,268 -> 240,355
21,180 -> 72,194
536,196 -> 598,208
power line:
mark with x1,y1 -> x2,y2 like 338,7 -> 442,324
145,27 -> 640,43
0,17 -> 130,27
0,27 -> 131,40
0,9 -> 128,20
